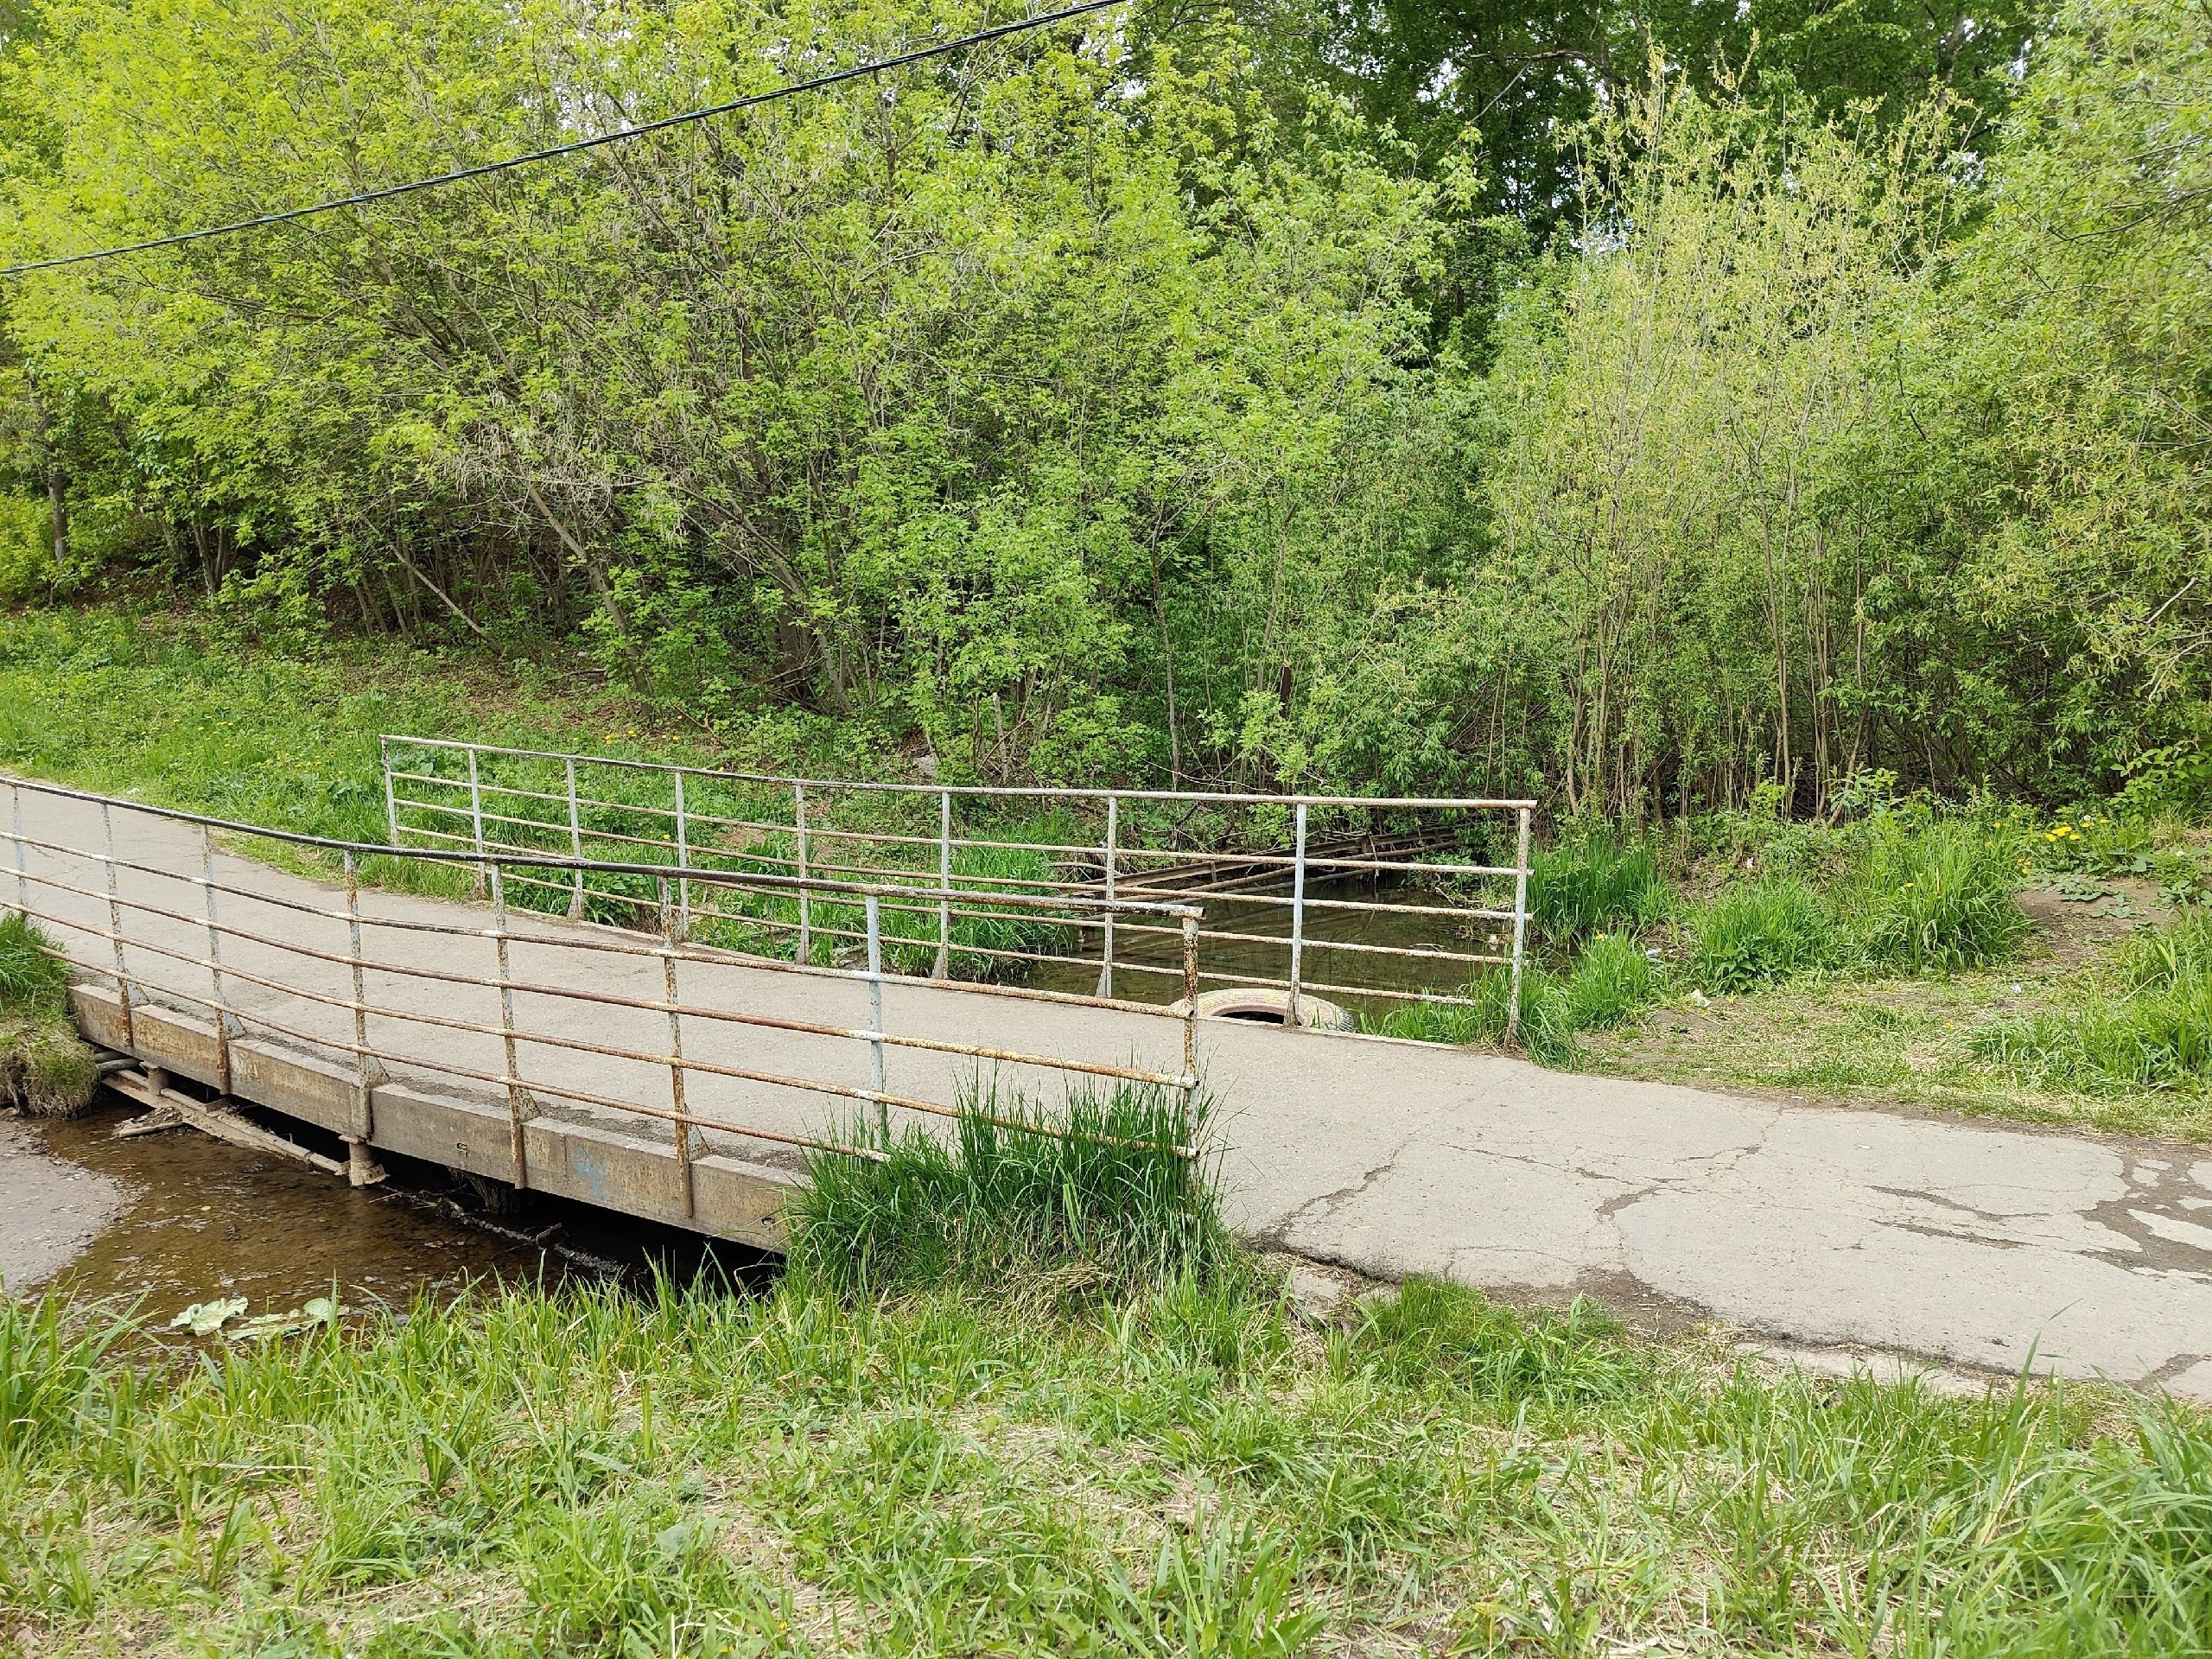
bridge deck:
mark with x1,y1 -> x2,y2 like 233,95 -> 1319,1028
12,783 -> 2212,1398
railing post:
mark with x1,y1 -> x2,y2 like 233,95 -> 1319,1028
659,875 -> 696,1218
492,863 -> 530,1192
9,779 -> 26,917
1287,802 -> 1308,1027
564,757 -> 585,919
467,746 -> 487,898
200,826 -> 232,1097
865,892 -> 887,1141
794,782 -> 811,965
673,769 -> 691,942
934,789 -> 952,980
341,852 -> 385,1185
1180,910 -> 1199,1145
1507,805 -> 1533,1046
1096,793 -> 1118,999
381,735 -> 400,849
99,800 -> 134,1051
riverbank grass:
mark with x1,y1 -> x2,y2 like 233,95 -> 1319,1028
0,914 -> 96,1118
3,1261 -> 2209,1655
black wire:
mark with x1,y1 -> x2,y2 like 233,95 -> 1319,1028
0,0 -> 1127,277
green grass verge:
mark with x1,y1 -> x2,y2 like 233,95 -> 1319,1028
3,1269 -> 2208,1654
1976,912 -> 2212,1096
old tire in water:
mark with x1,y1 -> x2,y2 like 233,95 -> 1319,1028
1167,986 -> 1357,1032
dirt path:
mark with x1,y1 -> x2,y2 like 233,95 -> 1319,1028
9,779 -> 2212,1397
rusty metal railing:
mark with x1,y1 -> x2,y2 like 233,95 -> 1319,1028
3,776 -> 1207,1205
379,736 -> 1536,1036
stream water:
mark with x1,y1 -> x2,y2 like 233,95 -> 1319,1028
3,1094 -> 767,1323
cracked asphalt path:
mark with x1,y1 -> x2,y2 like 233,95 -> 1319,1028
1212,1029 -> 2212,1396
10,782 -> 2212,1397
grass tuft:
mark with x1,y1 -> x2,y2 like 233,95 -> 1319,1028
785,1079 -> 1230,1302
0,912 -> 98,1118
1347,1278 -> 1649,1408
1529,834 -> 1669,943
0,911 -> 68,1014
1847,821 -> 2028,974
1690,878 -> 1835,993
1563,931 -> 1662,1030
1373,964 -> 1580,1067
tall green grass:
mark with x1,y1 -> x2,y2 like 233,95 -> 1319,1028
1351,1279 -> 1649,1408
786,1080 -> 1230,1300
0,910 -> 67,1013
1529,834 -> 1670,942
1977,912 -> 2212,1095
1370,935 -> 1659,1066
1689,878 -> 1837,992
0,913 -> 97,1117
1847,820 -> 2028,973
1561,931 -> 1662,1029
1371,963 -> 1580,1066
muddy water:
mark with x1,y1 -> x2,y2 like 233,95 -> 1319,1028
4,1095 -> 764,1321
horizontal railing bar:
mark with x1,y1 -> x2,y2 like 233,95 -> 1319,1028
8,778 -> 1197,920
10,896 -> 890,1160
11,890 -> 1192,1142
385,736 -> 1537,810
10,826 -> 1198,1027
10,858 -> 1177,1081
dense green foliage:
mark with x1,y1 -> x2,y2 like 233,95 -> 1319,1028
0,0 -> 2202,812
4,1263 -> 2211,1651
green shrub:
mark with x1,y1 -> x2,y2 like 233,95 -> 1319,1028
1529,834 -> 1669,942
1564,931 -> 1662,1029
1373,963 -> 1578,1066
785,1079 -> 1229,1300
1847,823 -> 2028,973
1348,1278 -> 1649,1408
1690,879 -> 1835,993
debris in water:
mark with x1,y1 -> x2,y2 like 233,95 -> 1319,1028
226,1296 -> 342,1343
169,1296 -> 249,1336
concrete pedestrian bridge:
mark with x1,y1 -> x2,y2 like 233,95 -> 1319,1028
10,773 -> 2212,1400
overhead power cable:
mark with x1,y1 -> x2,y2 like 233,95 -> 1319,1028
0,0 -> 1126,276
